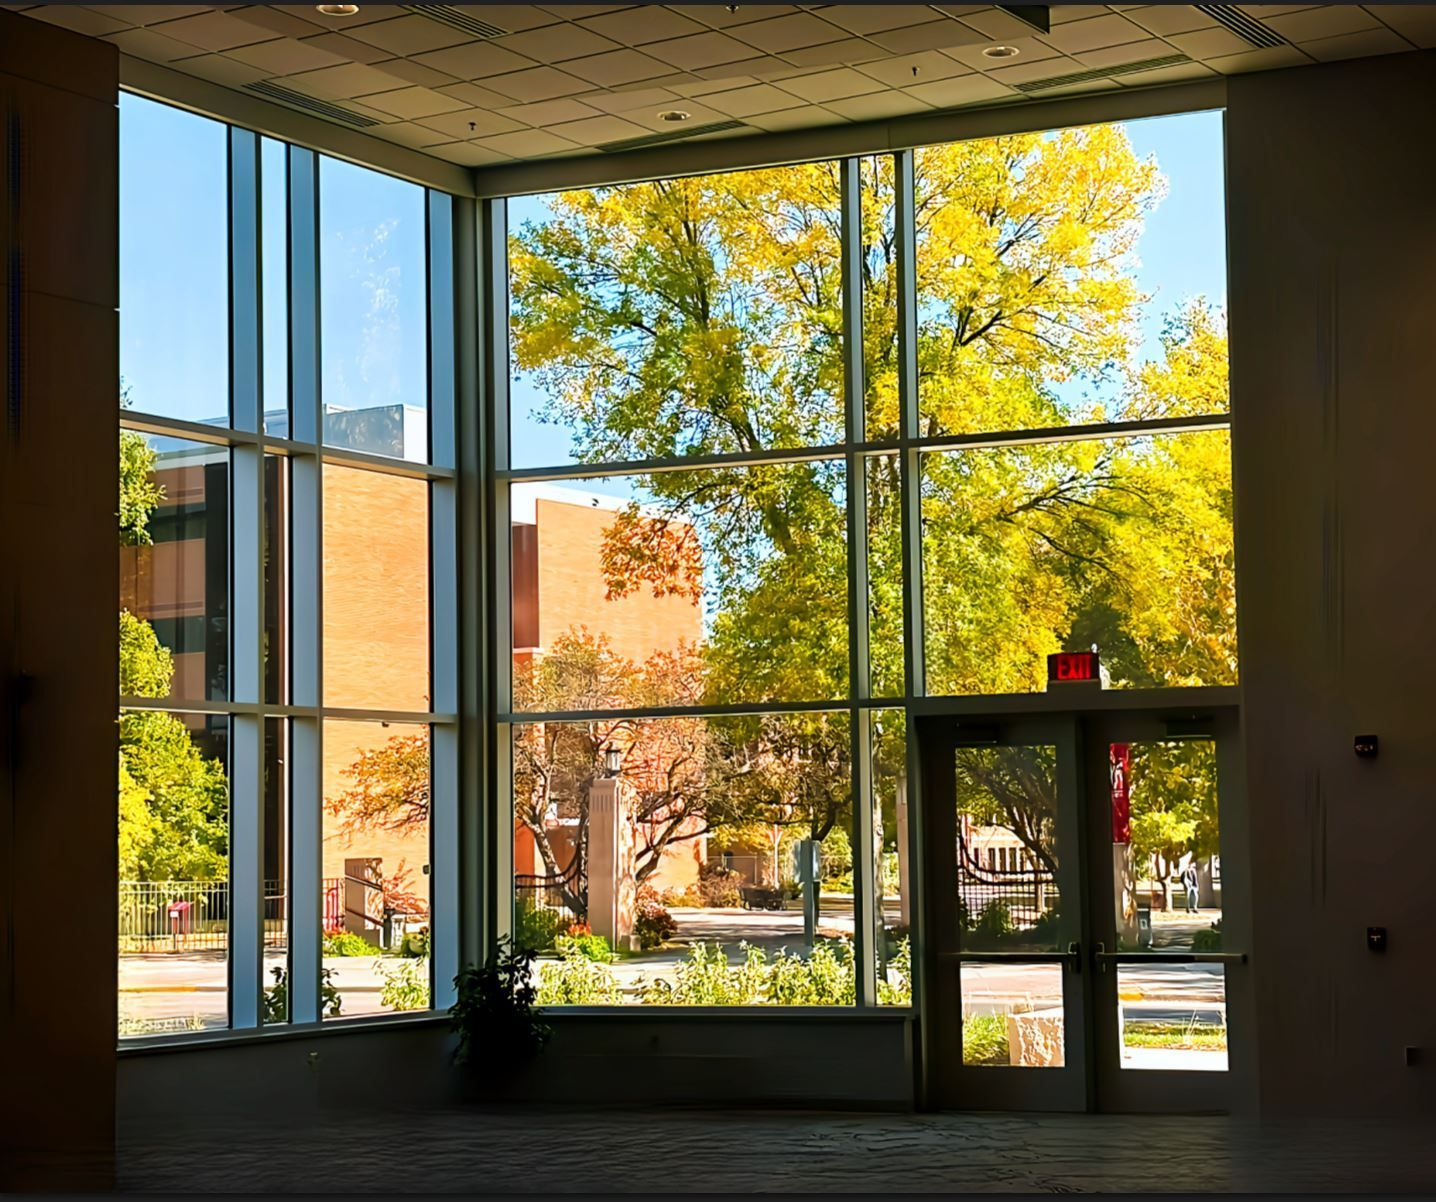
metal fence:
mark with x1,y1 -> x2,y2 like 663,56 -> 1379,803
119,880 -> 310,954
516,851 -> 586,926
956,835 -> 1060,936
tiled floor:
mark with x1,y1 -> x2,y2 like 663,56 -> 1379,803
119,1106 -> 1436,1193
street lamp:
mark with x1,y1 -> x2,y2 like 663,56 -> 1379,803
603,746 -> 623,778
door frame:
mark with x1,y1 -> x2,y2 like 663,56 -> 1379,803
911,687 -> 1252,1114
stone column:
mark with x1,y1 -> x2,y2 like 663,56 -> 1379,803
587,778 -> 636,951
1113,843 -> 1138,947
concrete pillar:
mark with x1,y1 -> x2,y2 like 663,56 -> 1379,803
1113,843 -> 1138,947
896,776 -> 911,928
1198,856 -> 1218,910
587,778 -> 636,951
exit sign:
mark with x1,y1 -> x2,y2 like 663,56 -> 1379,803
1048,651 -> 1101,687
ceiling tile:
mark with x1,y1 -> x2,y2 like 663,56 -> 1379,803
1238,5 -> 1323,15
1166,26 -> 1263,58
1042,13 -> 1150,53
226,7 -> 328,41
170,52 -> 270,89
955,8 -> 1048,41
562,47 -> 675,87
356,85 -> 469,118
426,141 -> 515,166
474,128 -> 583,157
226,37 -> 349,75
435,81 -> 516,109
1124,5 -> 1219,37
1073,38 -> 1175,68
669,4 -> 800,29
1200,44 -> 1313,73
869,19 -> 987,53
537,4 -> 630,17
25,5 -> 129,36
369,57 -> 461,88
93,4 -> 211,26
371,120 -> 454,149
1264,5 -> 1380,41
281,61 -> 406,99
904,72 -> 1017,107
545,112 -> 653,145
987,55 -> 1086,84
825,89 -> 934,120
578,7 -> 708,45
342,14 -> 475,55
857,49 -> 972,87
284,3 -> 408,28
641,29 -> 764,70
729,12 -> 852,53
409,41 -> 538,80
1364,4 -> 1436,48
775,65 -> 887,103
584,85 -> 684,113
1051,4 -> 1114,21
699,81 -> 807,117
147,10 -> 271,52
102,27 -> 205,63
622,100 -> 732,131
782,37 -> 891,67
817,5 -> 951,34
943,35 -> 1062,68
484,65 -> 595,102
1302,25 -> 1414,59
295,32 -> 392,65
692,60 -> 770,82
452,5 -> 562,34
495,96 -> 604,126
493,22 -> 623,63
415,108 -> 525,139
1114,60 -> 1219,86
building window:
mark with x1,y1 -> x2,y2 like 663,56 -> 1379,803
118,95 -> 457,1040
499,110 -> 1231,1008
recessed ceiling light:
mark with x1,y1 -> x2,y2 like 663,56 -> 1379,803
658,110 -> 691,123
982,44 -> 1020,59
316,4 -> 360,15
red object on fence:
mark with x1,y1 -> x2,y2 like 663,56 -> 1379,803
323,881 -> 343,934
1110,744 -> 1131,844
167,900 -> 192,936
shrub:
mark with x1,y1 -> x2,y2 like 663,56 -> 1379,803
381,958 -> 431,1011
661,884 -> 703,907
1192,919 -> 1222,953
973,899 -> 1014,941
962,1014 -> 1009,1065
536,943 -> 622,1005
514,899 -> 569,953
877,936 -> 912,1005
262,966 -> 342,1022
400,926 -> 430,958
323,930 -> 377,957
642,942 -> 767,1005
768,940 -> 855,1005
554,932 -> 614,963
450,935 -> 550,1071
695,863 -> 744,908
635,886 -> 677,950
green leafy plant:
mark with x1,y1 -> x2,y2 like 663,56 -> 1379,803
1192,918 -> 1222,953
695,863 -> 744,908
262,966 -> 342,1023
400,927 -> 430,958
962,1014 -> 1010,1065
554,932 -> 613,963
323,930 -> 377,957
973,899 -> 1015,941
514,899 -> 569,953
878,936 -> 912,1005
642,942 -> 767,1005
450,935 -> 551,1072
536,943 -> 622,1005
767,939 -> 855,1005
381,958 -> 431,1011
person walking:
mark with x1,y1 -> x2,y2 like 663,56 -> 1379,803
1182,862 -> 1200,914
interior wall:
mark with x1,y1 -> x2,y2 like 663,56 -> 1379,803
0,9 -> 119,1191
1227,47 -> 1436,1117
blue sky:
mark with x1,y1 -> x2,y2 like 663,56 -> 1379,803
119,96 -> 1225,475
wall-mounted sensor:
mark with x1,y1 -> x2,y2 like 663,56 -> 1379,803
1367,926 -> 1388,953
1354,734 -> 1379,758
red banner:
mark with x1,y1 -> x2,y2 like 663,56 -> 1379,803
1110,743 -> 1131,844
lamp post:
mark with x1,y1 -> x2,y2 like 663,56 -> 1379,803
603,745 -> 623,778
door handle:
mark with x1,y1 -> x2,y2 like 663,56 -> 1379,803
1092,940 -> 1107,972
1066,942 -> 1081,974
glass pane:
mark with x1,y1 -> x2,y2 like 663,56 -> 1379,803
961,962 -> 1065,1068
872,709 -> 910,1005
319,156 -> 428,463
510,462 -> 847,710
922,429 -> 1236,697
914,112 -> 1227,436
1111,738 -> 1228,1071
119,94 -> 229,425
322,720 -> 433,1021
860,154 -> 898,442
322,464 -> 430,712
513,712 -> 854,1007
955,745 -> 1064,953
866,453 -> 902,698
262,137 -> 290,438
507,162 -> 844,470
119,434 -> 229,703
262,716 -> 290,1025
118,712 -> 230,1038
263,454 -> 288,706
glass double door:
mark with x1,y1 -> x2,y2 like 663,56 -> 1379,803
918,706 -> 1247,1113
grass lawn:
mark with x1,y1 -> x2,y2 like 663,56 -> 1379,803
1123,1021 -> 1227,1051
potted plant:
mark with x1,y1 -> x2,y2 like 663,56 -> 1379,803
449,935 -> 551,1098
